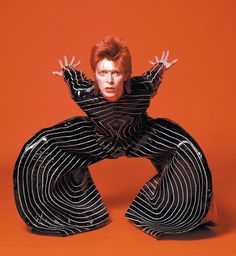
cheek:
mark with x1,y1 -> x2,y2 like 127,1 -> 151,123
116,77 -> 126,86
95,74 -> 100,82
95,77 -> 105,89
95,74 -> 101,82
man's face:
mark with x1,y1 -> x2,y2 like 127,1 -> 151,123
95,58 -> 128,101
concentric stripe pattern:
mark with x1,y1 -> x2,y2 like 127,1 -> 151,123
126,118 -> 212,238
14,117 -> 110,236
63,64 -> 164,142
14,62 -> 213,237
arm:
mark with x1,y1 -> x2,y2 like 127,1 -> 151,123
131,50 -> 177,96
63,66 -> 94,100
53,56 -> 94,101
131,62 -> 166,94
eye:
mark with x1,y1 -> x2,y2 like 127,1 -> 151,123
113,71 -> 121,76
99,71 -> 106,76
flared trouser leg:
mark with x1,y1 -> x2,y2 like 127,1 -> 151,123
126,118 -> 213,238
14,117 -> 109,236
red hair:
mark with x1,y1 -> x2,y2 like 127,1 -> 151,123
90,36 -> 132,76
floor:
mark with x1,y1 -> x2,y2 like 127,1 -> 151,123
1,0 -> 236,255
1,157 -> 236,256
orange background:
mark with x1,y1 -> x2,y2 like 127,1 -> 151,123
1,0 -> 236,255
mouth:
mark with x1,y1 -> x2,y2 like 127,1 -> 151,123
105,87 -> 116,93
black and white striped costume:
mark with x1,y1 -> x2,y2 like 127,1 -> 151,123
14,62 -> 213,238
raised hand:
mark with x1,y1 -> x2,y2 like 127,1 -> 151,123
52,56 -> 81,76
149,50 -> 178,70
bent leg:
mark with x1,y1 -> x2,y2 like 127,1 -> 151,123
126,118 -> 213,238
14,117 -> 109,236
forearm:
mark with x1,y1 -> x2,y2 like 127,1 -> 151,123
143,62 -> 166,89
130,62 -> 166,95
140,50 -> 177,93
63,66 -> 94,100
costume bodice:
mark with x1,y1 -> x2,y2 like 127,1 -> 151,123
62,63 -> 165,142
75,91 -> 152,141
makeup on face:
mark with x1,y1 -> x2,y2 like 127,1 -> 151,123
95,58 -> 128,101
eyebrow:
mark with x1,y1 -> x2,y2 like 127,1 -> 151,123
97,68 -> 121,72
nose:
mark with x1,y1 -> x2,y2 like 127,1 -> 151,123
107,73 -> 113,83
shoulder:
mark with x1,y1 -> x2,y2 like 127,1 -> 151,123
130,76 -> 154,93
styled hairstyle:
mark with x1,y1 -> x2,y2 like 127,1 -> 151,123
90,36 -> 132,76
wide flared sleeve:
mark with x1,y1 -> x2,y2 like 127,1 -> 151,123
63,66 -> 95,101
130,62 -> 166,96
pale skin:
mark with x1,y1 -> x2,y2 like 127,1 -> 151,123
94,58 -> 128,101
52,51 -> 178,101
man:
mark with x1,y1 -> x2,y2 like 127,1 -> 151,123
14,36 -> 214,238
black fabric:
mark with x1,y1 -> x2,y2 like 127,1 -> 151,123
14,63 -> 212,238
